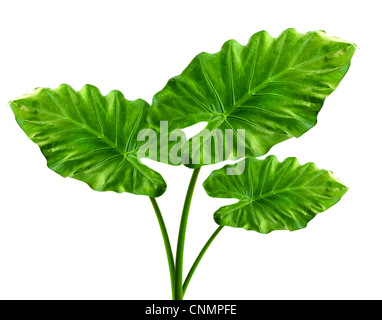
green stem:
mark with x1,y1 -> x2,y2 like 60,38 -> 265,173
149,197 -> 175,300
174,167 -> 201,300
183,226 -> 224,295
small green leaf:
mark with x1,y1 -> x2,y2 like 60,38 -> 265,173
148,29 -> 356,167
203,156 -> 348,234
9,84 -> 175,197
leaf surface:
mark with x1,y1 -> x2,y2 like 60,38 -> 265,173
9,84 -> 172,197
149,29 -> 356,167
203,156 -> 348,233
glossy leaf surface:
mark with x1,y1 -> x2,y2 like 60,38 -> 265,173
149,29 -> 356,167
9,84 -> 172,197
203,156 -> 348,233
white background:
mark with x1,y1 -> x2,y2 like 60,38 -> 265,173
0,0 -> 381,300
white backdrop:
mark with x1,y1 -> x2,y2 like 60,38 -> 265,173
0,0 -> 381,300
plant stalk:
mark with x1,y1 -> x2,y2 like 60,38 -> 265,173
149,197 -> 175,300
183,225 -> 224,295
174,167 -> 201,300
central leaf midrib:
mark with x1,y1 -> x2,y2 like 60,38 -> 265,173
225,67 -> 290,117
242,185 -> 328,203
25,105 -> 160,185
218,45 -> 347,118
21,104 -> 140,158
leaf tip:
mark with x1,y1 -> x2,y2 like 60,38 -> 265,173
152,182 -> 167,198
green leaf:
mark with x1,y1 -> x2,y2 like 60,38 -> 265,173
9,84 -> 176,197
203,156 -> 348,234
148,28 -> 356,167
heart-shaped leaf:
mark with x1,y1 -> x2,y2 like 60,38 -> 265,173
148,29 -> 356,167
9,84 -> 179,197
203,156 -> 348,233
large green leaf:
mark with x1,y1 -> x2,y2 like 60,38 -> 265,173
148,29 -> 356,167
203,156 -> 348,234
9,84 -> 178,197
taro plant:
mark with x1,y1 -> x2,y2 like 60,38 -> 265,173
8,29 -> 355,300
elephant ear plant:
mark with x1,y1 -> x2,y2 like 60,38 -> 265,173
8,29 -> 355,300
